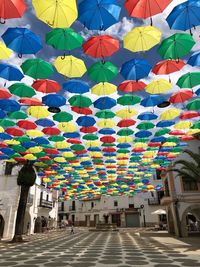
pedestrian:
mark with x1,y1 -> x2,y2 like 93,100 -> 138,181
70,224 -> 74,234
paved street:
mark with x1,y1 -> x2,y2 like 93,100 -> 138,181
0,229 -> 200,267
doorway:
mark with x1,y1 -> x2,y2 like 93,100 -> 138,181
0,215 -> 5,239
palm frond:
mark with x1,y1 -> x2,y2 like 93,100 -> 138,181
174,169 -> 199,182
183,149 -> 200,166
174,160 -> 200,176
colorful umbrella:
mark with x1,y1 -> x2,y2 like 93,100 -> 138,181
0,63 -> 24,81
0,88 -> 12,99
35,119 -> 55,127
170,90 -> 194,104
8,83 -> 36,98
91,82 -> 117,96
0,41 -> 12,59
0,99 -> 21,112
138,112 -> 158,121
117,128 -> 134,136
71,106 -> 92,115
17,120 -> 37,130
118,80 -> 146,93
160,108 -> 181,120
141,95 -> 163,107
117,95 -> 141,106
137,122 -> 155,130
180,111 -> 199,119
117,119 -> 136,127
94,97 -> 116,110
152,59 -> 185,75
8,111 -> 27,120
95,110 -> 115,119
53,112 -> 73,123
145,79 -> 172,94
76,116 -> 96,127
124,26 -> 161,52
188,51 -> 200,67
32,79 -> 61,93
42,94 -> 66,107
63,79 -> 89,94
177,72 -> 200,88
27,106 -> 50,119
116,108 -> 138,118
19,98 -> 42,106
69,95 -> 92,108
186,99 -> 200,110
78,0 -> 121,30
0,0 -> 26,22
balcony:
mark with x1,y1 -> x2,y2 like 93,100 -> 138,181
39,199 -> 53,209
148,198 -> 160,205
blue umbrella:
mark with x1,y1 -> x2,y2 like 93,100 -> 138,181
104,153 -> 116,157
188,51 -> 200,66
138,112 -> 158,121
99,128 -> 116,135
2,28 -> 42,56
1,147 -> 14,155
0,155 -> 9,160
35,119 -> 55,127
135,131 -> 152,138
42,94 -> 66,107
0,109 -> 6,119
78,0 -> 121,30
120,58 -> 152,80
76,116 -> 96,126
151,137 -> 166,143
196,88 -> 200,95
63,79 -> 90,94
34,137 -> 50,145
117,143 -> 131,148
141,95 -> 164,107
63,132 -> 80,138
0,133 -> 12,140
0,99 -> 21,112
156,120 -> 175,127
0,63 -> 24,81
94,97 -> 116,110
88,147 -> 101,152
166,0 -> 200,33
22,141 -> 37,149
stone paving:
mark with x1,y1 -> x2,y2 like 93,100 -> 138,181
0,229 -> 200,267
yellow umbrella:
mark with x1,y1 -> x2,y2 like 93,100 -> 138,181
34,162 -> 47,167
117,136 -> 133,143
162,142 -> 177,147
174,121 -> 193,130
133,143 -> 147,148
62,152 -> 74,158
85,141 -> 100,147
146,79 -> 172,94
116,108 -> 138,118
0,41 -> 12,60
123,26 -> 162,52
32,0 -> 77,28
91,82 -> 117,95
26,130 -> 44,137
0,126 -> 4,133
160,108 -> 181,120
54,157 -> 66,163
186,129 -> 200,135
58,122 -> 77,132
27,106 -> 50,119
97,119 -> 116,128
54,141 -> 69,149
54,55 -> 86,78
28,146 -> 43,153
5,140 -> 20,145
24,154 -> 37,161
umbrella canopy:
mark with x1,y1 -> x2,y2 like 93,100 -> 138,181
117,95 -> 141,106
0,0 -> 26,21
88,61 -> 118,83
91,82 -> 117,96
177,72 -> 200,88
17,120 -> 37,130
186,99 -> 200,111
117,128 -> 134,136
32,0 -> 78,28
141,95 -> 163,107
83,35 -> 119,58
53,112 -> 73,123
63,79 -> 89,94
0,63 -> 23,81
170,90 -> 193,104
120,58 -> 152,80
158,33 -> 195,60
2,27 -> 42,56
8,83 -> 36,98
152,59 -> 185,75
19,98 -> 42,106
46,28 -> 83,51
32,79 -> 61,93
180,111 -> 199,119
146,79 -> 172,94
137,122 -> 155,130
76,116 -> 96,127
188,51 -> 200,67
0,99 -> 21,112
116,108 -> 138,119
118,80 -> 146,93
54,55 -> 86,78
35,119 -> 55,127
124,26 -> 161,52
21,59 -> 54,79
0,88 -> 12,99
71,106 -> 92,115
95,110 -> 115,119
0,41 -> 12,60
69,95 -> 92,108
160,108 -> 181,120
78,0 -> 121,30
27,106 -> 50,119
138,112 -> 158,121
94,97 -> 116,110
42,94 -> 66,107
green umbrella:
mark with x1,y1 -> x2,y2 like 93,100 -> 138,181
11,153 -> 21,158
177,72 -> 200,88
0,119 -> 16,127
8,83 -> 36,98
147,147 -> 158,151
70,144 -> 85,150
137,122 -> 155,130
158,33 -> 195,60
166,137 -> 180,143
15,136 -> 31,142
8,111 -> 28,120
68,95 -> 92,108
117,128 -> 134,136
117,149 -> 129,153
186,99 -> 200,110
191,121 -> 200,129
83,134 -> 98,140
135,138 -> 149,143
95,110 -> 115,119
155,128 -> 171,136
102,143 -> 116,147
46,28 -> 84,51
88,61 -> 118,82
171,147 -> 183,153
12,145 -> 26,153
21,58 -> 54,79
53,111 -> 73,122
49,136 -> 65,142
130,156 -> 141,162
35,152 -> 46,158
117,95 -> 141,106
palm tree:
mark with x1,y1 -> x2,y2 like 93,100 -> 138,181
5,161 -> 36,242
169,149 -> 200,182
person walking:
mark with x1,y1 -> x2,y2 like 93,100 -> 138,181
70,224 -> 74,234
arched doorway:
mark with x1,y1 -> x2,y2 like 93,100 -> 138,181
0,215 -> 5,239
181,205 -> 200,237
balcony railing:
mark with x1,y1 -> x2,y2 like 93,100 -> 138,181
39,199 -> 53,209
148,198 -> 160,205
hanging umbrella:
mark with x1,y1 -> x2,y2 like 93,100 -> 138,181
42,127 -> 61,136
19,98 -> 42,106
156,120 -> 175,127
46,28 -> 83,51
0,99 -> 21,112
88,61 -> 118,83
0,0 -> 26,22
158,33 -> 195,60
63,79 -> 89,94
6,127 -> 24,136
166,1 -> 200,33
116,108 -> 138,119
155,128 -> 170,136
117,119 -> 136,127
53,112 -> 73,123
99,128 -> 115,135
58,122 -> 77,132
0,119 -> 15,127
138,112 -> 158,121
186,99 -> 200,110
117,95 -> 141,106
21,59 -> 54,79
2,27 -> 42,56
174,121 -> 192,130
42,94 -> 66,107
124,26 -> 161,52
118,80 -> 146,93
177,72 -> 200,88
160,108 -> 181,120
78,0 -> 121,30
17,120 -> 37,130
26,130 -> 44,137
91,82 -> 117,96
71,106 -> 92,115
54,55 -> 86,78
94,97 -> 116,110
141,95 -> 164,107
152,59 -> 185,75
32,0 -> 78,28
135,130 -> 152,138
83,35 -> 119,58
0,63 -> 24,81
188,51 -> 200,67
180,111 -> 199,119
117,128 -> 134,136
8,111 -> 27,120
35,119 -> 55,127
76,116 -> 96,127
27,106 -> 50,119
146,79 -> 172,94
170,90 -> 193,104
95,110 -> 115,119
97,119 -> 116,128
80,126 -> 98,133
8,83 -> 36,98
120,58 -> 152,80
137,122 -> 155,130
0,88 -> 12,99
32,79 -> 61,93
0,41 -> 12,59
69,95 -> 92,108
100,136 -> 115,143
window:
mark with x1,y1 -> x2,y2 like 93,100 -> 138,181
129,204 -> 134,209
114,201 -> 118,207
61,202 -> 64,211
46,194 -> 49,201
91,202 -> 94,208
72,201 -> 76,211
182,177 -> 198,191
156,169 -> 162,180
164,179 -> 170,196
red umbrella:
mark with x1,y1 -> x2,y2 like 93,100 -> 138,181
148,142 -> 161,147
132,148 -> 145,152
181,135 -> 194,141
67,138 -> 82,144
14,157 -> 26,162
170,90 -> 193,104
42,127 -> 61,136
0,88 -> 12,99
83,35 -> 119,58
19,97 -> 42,106
71,106 -> 93,115
118,80 -> 146,93
80,126 -> 98,133
102,147 -> 116,152
39,156 -> 51,161
0,0 -> 26,20
0,142 -> 7,147
100,136 -> 115,143
32,79 -> 61,93
180,111 -> 199,119
17,120 -> 37,130
152,60 -> 185,75
6,127 -> 24,136
125,0 -> 172,19
44,148 -> 59,154
169,130 -> 185,136
117,119 -> 136,127
74,150 -> 87,155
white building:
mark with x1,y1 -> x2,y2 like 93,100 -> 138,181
0,163 -> 58,240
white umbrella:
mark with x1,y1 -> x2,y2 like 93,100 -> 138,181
151,209 -> 166,215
